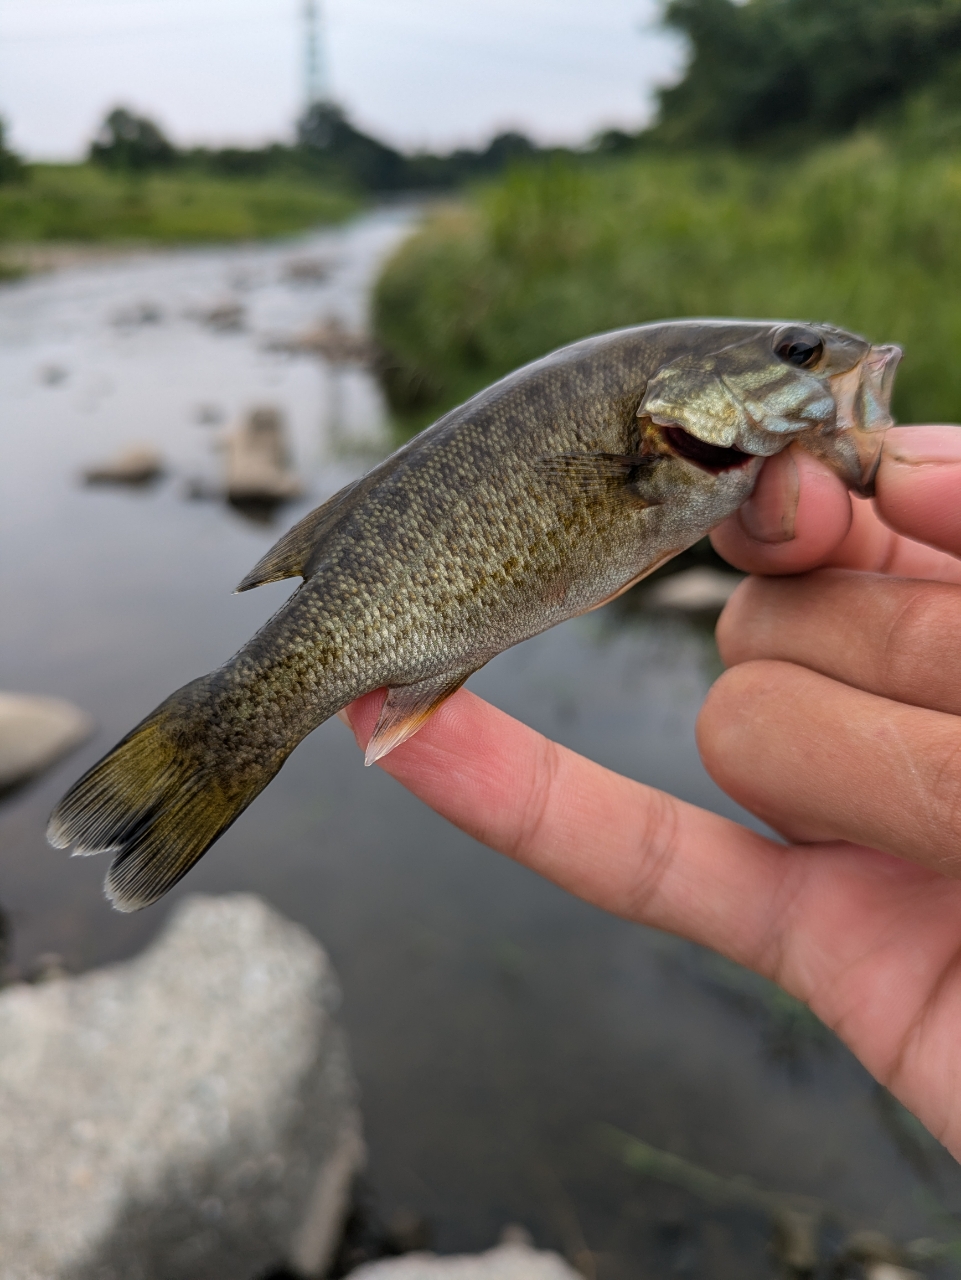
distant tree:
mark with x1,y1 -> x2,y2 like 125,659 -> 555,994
296,101 -> 408,190
655,0 -> 961,146
479,131 -> 538,170
592,127 -> 642,155
0,119 -> 24,182
89,107 -> 177,171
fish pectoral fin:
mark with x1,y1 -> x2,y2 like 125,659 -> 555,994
364,672 -> 472,767
534,453 -> 661,499
235,477 -> 362,592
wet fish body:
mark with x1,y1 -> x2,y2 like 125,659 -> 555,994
49,320 -> 901,909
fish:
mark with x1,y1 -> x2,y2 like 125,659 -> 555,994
48,319 -> 901,911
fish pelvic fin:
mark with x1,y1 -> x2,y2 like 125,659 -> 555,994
47,675 -> 283,912
235,478 -> 362,592
364,672 -> 472,767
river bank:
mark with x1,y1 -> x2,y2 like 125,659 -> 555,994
373,136 -> 961,437
0,165 -> 358,273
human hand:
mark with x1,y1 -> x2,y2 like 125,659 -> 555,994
342,426 -> 961,1158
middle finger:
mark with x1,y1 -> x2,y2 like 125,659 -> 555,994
698,659 -> 961,871
717,569 -> 961,717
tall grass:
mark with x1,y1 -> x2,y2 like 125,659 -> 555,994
0,164 -> 357,245
374,136 -> 961,431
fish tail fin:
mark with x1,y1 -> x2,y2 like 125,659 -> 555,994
47,675 -> 282,912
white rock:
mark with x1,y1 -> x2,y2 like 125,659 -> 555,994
350,1241 -> 583,1280
0,894 -> 364,1280
83,445 -> 165,485
866,1266 -> 923,1280
645,566 -> 742,613
223,406 -> 303,503
0,691 -> 93,793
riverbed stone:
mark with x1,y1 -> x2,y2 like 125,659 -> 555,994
0,894 -> 364,1280
350,1241 -> 583,1279
82,444 -> 165,486
645,566 -> 742,614
223,405 -> 303,503
0,691 -> 93,795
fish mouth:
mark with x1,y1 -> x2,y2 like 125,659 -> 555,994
658,424 -> 755,474
644,341 -> 902,494
796,342 -> 902,496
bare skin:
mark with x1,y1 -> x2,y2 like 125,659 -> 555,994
342,424 -> 961,1160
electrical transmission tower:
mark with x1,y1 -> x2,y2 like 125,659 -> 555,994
304,0 -> 328,106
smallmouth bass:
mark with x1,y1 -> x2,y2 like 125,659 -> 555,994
49,320 -> 901,910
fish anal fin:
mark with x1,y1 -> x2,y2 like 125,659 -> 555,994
364,672 -> 471,767
235,478 -> 362,592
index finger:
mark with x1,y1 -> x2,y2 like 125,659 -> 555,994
711,426 -> 961,583
343,686 -> 792,945
341,685 -> 961,1147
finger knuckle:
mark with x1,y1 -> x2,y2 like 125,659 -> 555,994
881,584 -> 956,696
926,736 -> 961,868
509,735 -> 561,861
622,787 -> 681,920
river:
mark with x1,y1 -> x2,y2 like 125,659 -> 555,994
1,207 -> 957,1278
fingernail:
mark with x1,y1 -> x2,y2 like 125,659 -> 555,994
336,707 -> 353,728
885,425 -> 961,466
738,448 -> 799,544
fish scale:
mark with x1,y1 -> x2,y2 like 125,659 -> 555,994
48,319 -> 901,910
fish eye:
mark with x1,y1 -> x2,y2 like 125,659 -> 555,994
775,330 -> 824,369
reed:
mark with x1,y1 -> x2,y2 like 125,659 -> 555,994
375,135 -> 961,432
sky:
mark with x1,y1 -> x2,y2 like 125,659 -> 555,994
0,0 -> 686,160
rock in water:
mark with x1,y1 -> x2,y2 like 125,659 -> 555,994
0,895 -> 364,1280
644,566 -> 742,614
350,1240 -> 583,1279
82,445 -> 165,486
223,406 -> 303,504
0,691 -> 93,796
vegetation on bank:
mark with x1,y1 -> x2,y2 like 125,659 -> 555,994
371,0 -> 961,430
373,137 -> 961,433
0,102 -> 550,254
0,163 -> 358,245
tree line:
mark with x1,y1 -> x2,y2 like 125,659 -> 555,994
654,0 -> 961,146
84,103 -> 546,192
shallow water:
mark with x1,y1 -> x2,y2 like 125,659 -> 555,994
1,209 -> 959,1277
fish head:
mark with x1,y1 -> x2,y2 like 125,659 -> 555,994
638,322 -> 902,496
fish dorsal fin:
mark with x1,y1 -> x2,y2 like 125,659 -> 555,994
235,478 -> 363,592
364,671 -> 472,766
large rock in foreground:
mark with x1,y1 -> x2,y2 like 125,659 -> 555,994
0,895 -> 364,1280
351,1241 -> 582,1279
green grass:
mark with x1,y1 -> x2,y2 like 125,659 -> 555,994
373,135 -> 961,432
0,164 -> 358,245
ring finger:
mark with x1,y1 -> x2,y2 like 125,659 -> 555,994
697,659 -> 961,872
716,568 -> 961,717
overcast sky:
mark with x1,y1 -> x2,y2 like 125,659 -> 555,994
0,0 -> 685,160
